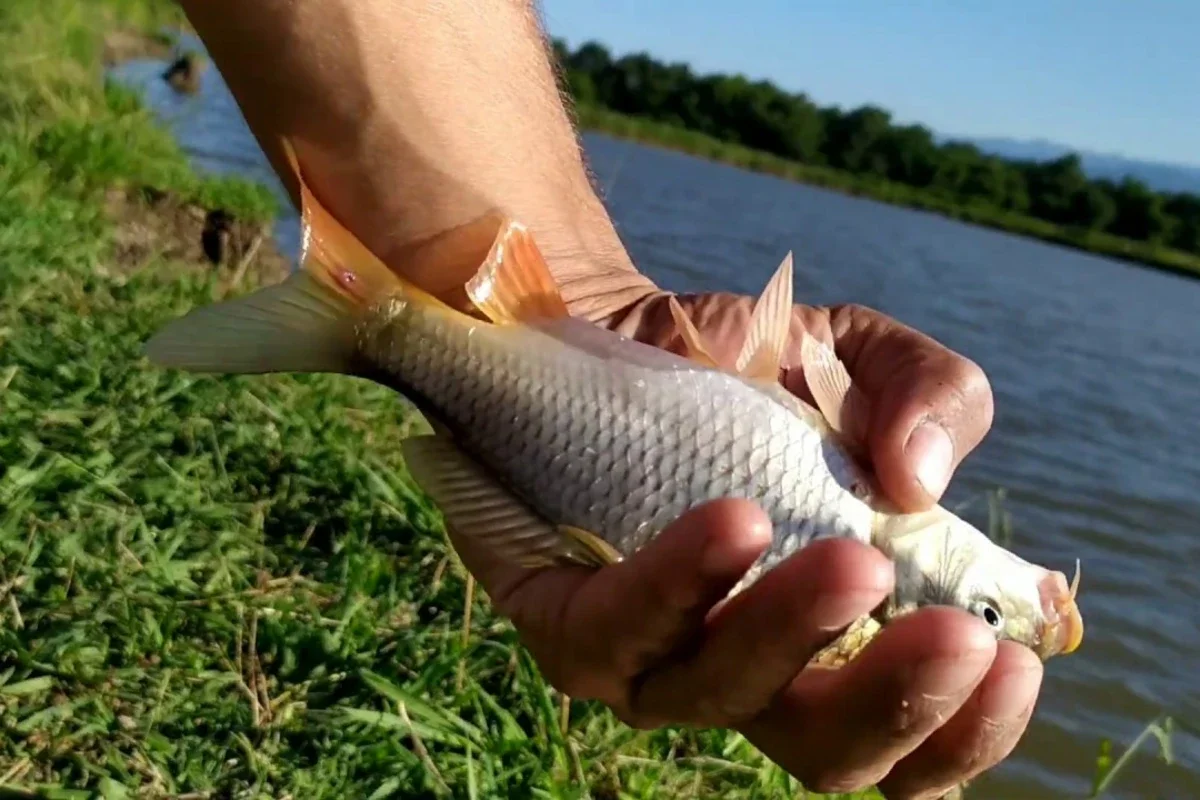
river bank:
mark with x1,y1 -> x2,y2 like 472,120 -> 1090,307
575,106 -> 1200,280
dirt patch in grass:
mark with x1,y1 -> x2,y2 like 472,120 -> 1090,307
105,185 -> 290,288
101,27 -> 173,66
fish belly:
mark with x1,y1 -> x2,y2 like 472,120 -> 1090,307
375,308 -> 875,562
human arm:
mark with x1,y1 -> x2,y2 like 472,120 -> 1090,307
179,1 -> 1041,795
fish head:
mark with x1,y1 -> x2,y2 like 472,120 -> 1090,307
877,506 -> 1083,661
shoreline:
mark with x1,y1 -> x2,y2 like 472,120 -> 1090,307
575,106 -> 1200,280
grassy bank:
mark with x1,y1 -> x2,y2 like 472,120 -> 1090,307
576,106 -> 1200,279
2,2 -> 875,797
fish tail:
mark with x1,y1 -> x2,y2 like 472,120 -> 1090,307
143,138 -> 442,376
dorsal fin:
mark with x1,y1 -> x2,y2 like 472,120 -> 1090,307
395,212 -> 508,307
734,252 -> 795,383
799,330 -> 872,454
667,296 -> 722,368
464,220 -> 571,325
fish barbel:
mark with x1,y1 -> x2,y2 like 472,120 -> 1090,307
145,141 -> 1083,664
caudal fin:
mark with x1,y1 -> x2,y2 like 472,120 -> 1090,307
143,138 -> 417,376
143,271 -> 358,374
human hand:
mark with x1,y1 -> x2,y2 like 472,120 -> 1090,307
607,292 -> 1043,797
445,285 -> 1042,798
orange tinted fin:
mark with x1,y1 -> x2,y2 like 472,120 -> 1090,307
735,252 -> 794,382
558,525 -> 624,566
143,137 -> 444,376
464,220 -> 571,325
279,138 -> 452,313
809,613 -> 882,669
667,296 -> 722,368
799,330 -> 872,452
397,212 -> 507,308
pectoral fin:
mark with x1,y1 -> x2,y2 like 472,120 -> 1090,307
400,435 -> 614,569
734,252 -> 795,383
809,613 -> 882,669
558,525 -> 624,566
798,329 -> 872,454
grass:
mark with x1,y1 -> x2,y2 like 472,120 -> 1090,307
574,106 -> 1200,279
0,0 -> 1184,797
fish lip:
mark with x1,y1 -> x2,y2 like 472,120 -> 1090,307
1037,570 -> 1084,659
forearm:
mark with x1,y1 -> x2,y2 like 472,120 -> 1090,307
179,0 -> 659,321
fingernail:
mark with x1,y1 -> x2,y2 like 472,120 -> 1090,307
812,591 -> 889,632
919,649 -> 994,701
906,421 -> 954,498
979,661 -> 1043,723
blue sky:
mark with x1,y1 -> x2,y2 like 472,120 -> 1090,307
540,1 -> 1200,167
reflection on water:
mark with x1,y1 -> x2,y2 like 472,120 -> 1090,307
109,35 -> 1198,800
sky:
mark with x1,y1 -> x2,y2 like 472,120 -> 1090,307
540,0 -> 1200,167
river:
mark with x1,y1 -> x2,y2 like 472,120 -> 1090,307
109,41 -> 1198,800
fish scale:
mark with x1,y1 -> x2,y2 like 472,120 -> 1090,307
371,301 -> 877,565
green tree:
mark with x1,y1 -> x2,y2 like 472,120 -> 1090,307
822,105 -> 892,174
1108,177 -> 1170,243
1068,183 -> 1117,230
553,38 -> 1200,252
1024,155 -> 1089,224
1165,194 -> 1200,253
930,143 -> 982,198
873,124 -> 939,186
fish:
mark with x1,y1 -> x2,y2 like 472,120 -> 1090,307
143,140 -> 1083,666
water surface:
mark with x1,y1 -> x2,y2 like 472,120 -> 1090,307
110,45 -> 1198,799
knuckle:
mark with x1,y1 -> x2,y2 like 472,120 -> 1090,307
539,654 -> 626,708
687,696 -> 749,729
802,763 -> 889,795
609,644 -> 650,680
612,703 -> 668,730
937,353 -> 995,448
550,668 -> 590,699
957,356 -> 994,411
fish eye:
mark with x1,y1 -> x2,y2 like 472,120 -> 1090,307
971,599 -> 1004,630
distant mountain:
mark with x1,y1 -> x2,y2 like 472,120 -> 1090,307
946,135 -> 1200,196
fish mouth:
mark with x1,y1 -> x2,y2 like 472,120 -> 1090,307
1037,561 -> 1084,659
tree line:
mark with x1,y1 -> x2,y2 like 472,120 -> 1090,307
550,39 -> 1200,255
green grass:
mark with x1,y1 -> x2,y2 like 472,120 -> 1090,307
0,0 -> 1184,797
575,106 -> 1200,279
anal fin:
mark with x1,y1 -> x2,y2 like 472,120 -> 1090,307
400,435 -> 614,569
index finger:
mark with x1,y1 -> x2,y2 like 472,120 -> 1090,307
452,499 -> 772,712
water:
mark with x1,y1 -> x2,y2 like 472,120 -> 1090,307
110,43 -> 1198,799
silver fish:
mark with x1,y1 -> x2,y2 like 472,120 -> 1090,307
145,142 -> 1083,664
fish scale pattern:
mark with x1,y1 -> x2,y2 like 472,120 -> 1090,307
380,307 -> 876,562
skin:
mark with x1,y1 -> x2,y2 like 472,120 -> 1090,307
179,1 -> 1043,795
